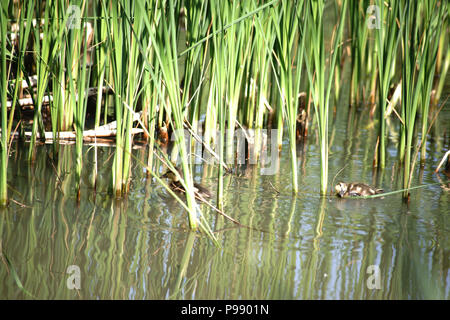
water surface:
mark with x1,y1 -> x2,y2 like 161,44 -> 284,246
0,97 -> 449,300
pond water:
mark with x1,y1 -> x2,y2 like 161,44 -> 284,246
1,93 -> 449,300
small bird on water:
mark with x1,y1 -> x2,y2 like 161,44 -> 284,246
335,182 -> 383,198
161,167 -> 211,200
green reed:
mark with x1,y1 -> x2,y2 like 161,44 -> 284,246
349,0 -> 370,107
28,1 -> 52,161
419,0 -> 448,164
210,0 -> 227,208
55,2 -> 73,135
138,0 -> 199,229
103,0 -> 146,197
2,0 -> 448,211
222,1 -> 252,165
332,1 -> 344,108
272,0 -> 306,193
141,7 -> 161,172
251,2 -> 275,161
399,0 -> 445,197
183,0 -> 210,142
304,0 -> 348,195
434,14 -> 449,103
105,0 -> 126,196
7,1 -> 33,145
0,0 -> 8,206
72,2 -> 90,194
375,0 -> 401,168
93,1 -> 108,130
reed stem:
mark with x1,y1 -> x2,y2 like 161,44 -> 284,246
0,0 -> 8,206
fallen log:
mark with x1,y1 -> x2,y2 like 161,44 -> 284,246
3,127 -> 144,141
1,111 -> 144,142
2,86 -> 112,109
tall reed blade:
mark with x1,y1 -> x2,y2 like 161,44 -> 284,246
93,1 -> 108,130
72,2 -> 90,196
210,0 -> 226,209
0,0 -> 8,206
7,0 -> 33,146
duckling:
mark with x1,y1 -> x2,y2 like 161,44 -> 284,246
161,167 -> 211,200
335,182 -> 383,198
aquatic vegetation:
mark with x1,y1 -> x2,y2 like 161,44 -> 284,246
105,0 -> 148,197
272,0 -> 306,193
304,0 -> 348,195
0,0 -> 448,221
349,0 -> 370,107
1,1 -> 450,303
399,0 -> 446,198
374,0 -> 401,168
141,0 -> 200,228
28,0 -> 52,161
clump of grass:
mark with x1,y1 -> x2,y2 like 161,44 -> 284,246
250,1 -> 276,162
304,0 -> 348,195
349,0 -> 370,107
102,0 -> 149,197
182,0 -> 210,162
210,0 -> 227,208
272,0 -> 307,193
374,0 -> 402,169
93,1 -> 108,130
67,1 -> 91,196
399,0 -> 446,197
28,1 -> 52,162
138,0 -> 199,229
7,0 -> 33,147
418,0 -> 448,164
